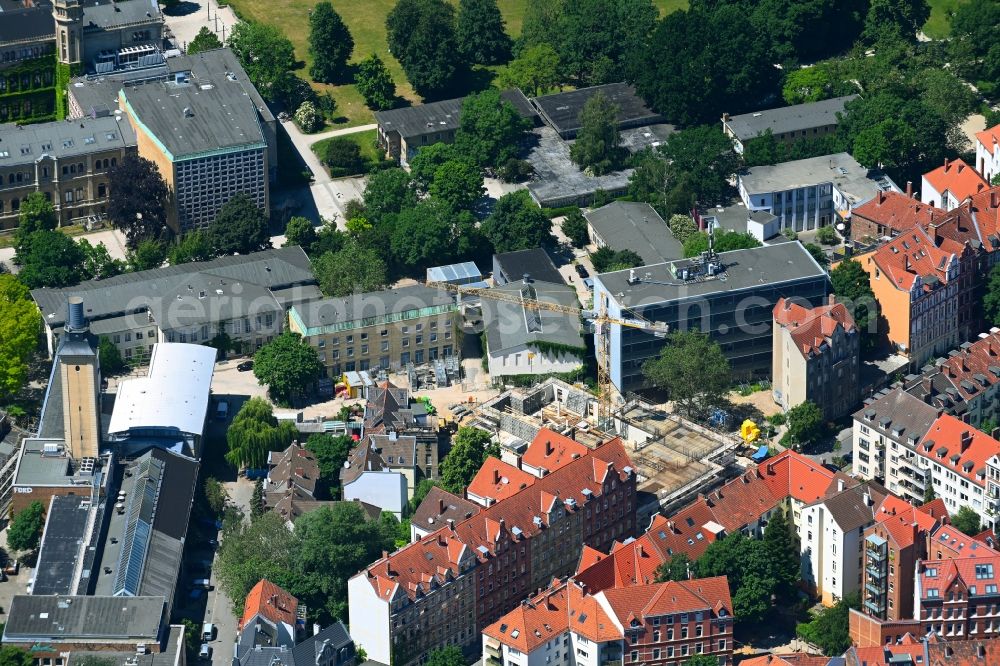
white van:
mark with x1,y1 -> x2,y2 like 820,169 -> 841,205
215,401 -> 229,421
193,578 -> 213,590
199,644 -> 212,660
202,623 -> 214,641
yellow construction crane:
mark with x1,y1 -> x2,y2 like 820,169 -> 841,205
427,279 -> 669,427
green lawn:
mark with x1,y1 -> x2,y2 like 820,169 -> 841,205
923,0 -> 969,39
225,0 -> 689,127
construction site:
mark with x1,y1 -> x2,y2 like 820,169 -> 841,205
471,378 -> 741,518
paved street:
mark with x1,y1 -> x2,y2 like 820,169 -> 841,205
161,0 -> 238,52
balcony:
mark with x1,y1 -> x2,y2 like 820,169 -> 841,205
866,565 -> 886,579
865,581 -> 885,596
864,598 -> 887,615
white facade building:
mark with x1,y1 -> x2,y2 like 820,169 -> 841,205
342,470 -> 408,519
976,124 -> 1000,184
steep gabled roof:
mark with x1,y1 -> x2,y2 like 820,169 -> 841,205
241,580 -> 299,631
467,457 -> 536,503
870,225 -> 958,293
924,158 -> 988,202
521,428 -> 590,474
975,123 -> 1000,155
774,296 -> 857,358
916,413 -> 999,487
852,191 -> 943,236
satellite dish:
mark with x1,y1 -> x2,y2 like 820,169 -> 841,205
836,223 -> 845,231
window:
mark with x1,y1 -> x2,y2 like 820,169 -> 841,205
976,564 -> 994,579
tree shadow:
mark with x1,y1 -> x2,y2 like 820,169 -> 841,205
161,0 -> 201,17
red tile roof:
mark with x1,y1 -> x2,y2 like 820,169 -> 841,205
360,438 -> 633,601
919,553 -> 1000,600
740,655 -> 833,666
922,330 -> 1000,402
926,187 -> 1000,255
871,225 -> 958,293
774,296 -> 857,358
852,191 -> 943,234
599,576 -> 732,625
240,579 -> 299,630
975,123 -> 1000,155
483,582 -> 574,653
916,413 -> 1000,487
927,637 -> 1000,665
466,457 -> 536,504
521,428 -> 590,474
924,158 -> 988,202
871,496 -> 941,549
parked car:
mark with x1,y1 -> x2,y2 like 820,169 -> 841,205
575,264 -> 589,278
215,401 -> 229,421
202,623 -> 215,641
193,578 -> 213,590
237,360 -> 254,372
199,644 -> 212,660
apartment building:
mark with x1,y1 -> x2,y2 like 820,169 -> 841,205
856,225 -> 966,368
852,387 -> 942,493
737,152 -> 899,232
120,74 -> 268,233
466,458 -> 536,508
975,123 -> 1000,184
772,296 -> 860,420
347,436 -> 636,666
594,243 -> 829,392
31,247 -> 320,363
800,481 -> 887,606
482,576 -> 734,666
900,329 -> 1000,430
922,158 -> 988,211
288,286 -> 459,377
0,114 -> 136,231
849,188 -> 942,243
915,554 -> 1000,639
721,95 -> 857,154
410,487 -> 479,541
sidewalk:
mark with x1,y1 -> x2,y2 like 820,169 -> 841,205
163,0 -> 238,52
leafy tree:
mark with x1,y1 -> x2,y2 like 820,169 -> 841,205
386,0 -> 460,99
796,592 -> 860,655
743,130 -> 782,167
252,332 -> 324,404
227,22 -> 296,103
107,156 -> 170,248
251,479 -> 265,517
7,501 -> 45,553
98,336 -> 127,374
216,512 -> 299,614
0,275 -> 40,402
561,209 -> 590,248
628,152 -> 696,219
782,66 -> 835,105
127,239 -> 167,272
923,481 -> 937,503
862,0 -> 930,45
636,6 -> 778,125
188,26 -> 222,55
952,506 -> 982,536
518,0 -> 564,53
284,217 -> 318,252
294,503 -> 396,622
495,44 -> 560,97
803,243 -> 830,268
830,259 -> 877,346
912,69 -> 978,126
203,477 -> 228,516
225,397 -> 299,469
985,265 -> 1000,327
295,101 -> 324,133
312,223 -> 347,257
308,2 -> 354,83
456,0 -> 511,65
643,331 -> 731,418
782,401 -> 825,448
355,54 -> 397,111
313,242 -> 389,297
79,239 -> 125,280
454,89 -> 530,170
654,553 -> 692,582
305,433 -> 354,498
14,192 -> 57,255
0,647 -> 32,666
390,199 -> 461,273
440,426 -> 499,494
590,247 -> 643,273
815,225 -> 839,245
694,532 -> 777,624
667,215 -> 699,244
570,92 -> 623,176
425,646 -> 465,666
16,231 -> 85,288
763,508 -> 800,597
168,231 -> 216,265
682,657 -> 718,666
660,126 -> 739,206
363,169 -> 418,221
323,138 -> 364,176
209,194 -> 271,256
682,230 -> 760,258
481,190 -> 553,254
409,143 -> 459,191
429,160 -> 484,211
556,0 -> 657,85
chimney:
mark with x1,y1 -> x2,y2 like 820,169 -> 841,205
863,491 -> 873,507
545,440 -> 553,456
906,180 -> 913,198
722,112 -> 730,123
766,462 -> 776,475
313,623 -> 321,637
828,294 -> 836,306
269,594 -> 278,607
447,518 -> 455,530
944,157 -> 950,171
66,296 -> 87,332
878,191 -> 886,205
991,191 -> 999,209
961,430 -> 973,453
493,468 -> 501,485
837,478 -> 845,492
438,498 -> 445,515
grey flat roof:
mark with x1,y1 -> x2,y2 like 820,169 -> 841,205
525,126 -> 634,208
374,89 -> 535,140
739,152 -> 897,205
291,285 -> 456,330
4,595 -> 164,641
725,95 -> 858,142
32,495 -> 93,596
585,202 -> 683,265
0,115 -> 135,168
495,248 -> 564,285
32,247 -> 315,334
81,0 -> 161,30
595,242 -> 828,309
482,281 -> 584,354
13,439 -> 97,487
0,5 -> 54,43
532,83 -> 662,137
122,77 -> 265,159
